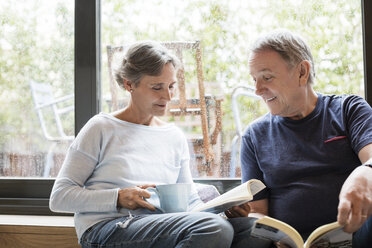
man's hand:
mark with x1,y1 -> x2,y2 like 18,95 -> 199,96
337,166 -> 372,233
225,203 -> 251,218
117,185 -> 156,211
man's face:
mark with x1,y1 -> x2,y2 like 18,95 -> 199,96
131,63 -> 177,117
249,50 -> 306,119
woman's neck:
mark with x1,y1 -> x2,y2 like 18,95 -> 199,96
113,106 -> 166,126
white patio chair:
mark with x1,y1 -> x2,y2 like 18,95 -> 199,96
230,85 -> 261,177
29,80 -> 74,177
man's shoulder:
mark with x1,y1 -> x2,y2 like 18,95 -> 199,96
320,93 -> 367,112
321,93 -> 363,104
243,113 -> 271,135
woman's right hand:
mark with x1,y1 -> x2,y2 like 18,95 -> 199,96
117,185 -> 156,211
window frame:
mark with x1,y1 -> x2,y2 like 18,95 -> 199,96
362,0 -> 372,104
0,0 -> 371,216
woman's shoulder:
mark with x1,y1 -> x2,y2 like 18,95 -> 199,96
83,113 -> 113,129
75,113 -> 116,139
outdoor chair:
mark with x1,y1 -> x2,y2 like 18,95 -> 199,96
29,80 -> 74,177
106,41 -> 223,176
229,85 -> 261,177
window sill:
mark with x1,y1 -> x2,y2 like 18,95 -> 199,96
0,215 -> 79,248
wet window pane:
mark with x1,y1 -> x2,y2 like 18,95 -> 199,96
0,1 -> 74,178
101,0 -> 363,178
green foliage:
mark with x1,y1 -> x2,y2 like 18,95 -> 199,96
0,1 -> 74,151
101,0 -> 363,151
0,0 -> 364,156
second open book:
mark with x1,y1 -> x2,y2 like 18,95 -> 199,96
250,215 -> 352,248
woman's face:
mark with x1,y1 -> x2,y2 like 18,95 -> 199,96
130,63 -> 177,117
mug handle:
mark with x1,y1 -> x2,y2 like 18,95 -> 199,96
145,187 -> 165,213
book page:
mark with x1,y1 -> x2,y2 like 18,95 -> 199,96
304,223 -> 352,248
191,179 -> 265,213
197,199 -> 252,214
248,179 -> 266,195
251,216 -> 303,248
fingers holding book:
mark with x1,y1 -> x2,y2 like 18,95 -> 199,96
338,197 -> 371,233
274,241 -> 291,248
225,203 -> 251,218
337,165 -> 372,233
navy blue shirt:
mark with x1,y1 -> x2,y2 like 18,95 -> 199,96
241,93 -> 372,235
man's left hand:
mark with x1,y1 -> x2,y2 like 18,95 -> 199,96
225,203 -> 251,218
337,165 -> 372,233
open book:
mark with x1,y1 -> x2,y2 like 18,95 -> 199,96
251,216 -> 352,248
191,179 -> 266,213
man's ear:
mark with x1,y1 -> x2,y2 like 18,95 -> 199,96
123,79 -> 133,92
298,60 -> 311,86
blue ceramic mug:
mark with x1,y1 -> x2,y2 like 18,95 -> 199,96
146,183 -> 191,213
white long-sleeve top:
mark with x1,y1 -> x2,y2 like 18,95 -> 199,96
49,113 -> 201,241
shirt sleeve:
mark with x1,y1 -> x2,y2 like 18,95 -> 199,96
343,95 -> 372,154
49,117 -> 119,213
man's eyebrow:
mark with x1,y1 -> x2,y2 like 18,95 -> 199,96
250,69 -> 273,75
258,68 -> 273,73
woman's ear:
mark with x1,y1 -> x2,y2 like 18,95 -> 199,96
298,60 -> 311,86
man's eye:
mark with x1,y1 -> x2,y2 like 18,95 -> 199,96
263,76 -> 272,81
251,76 -> 256,83
153,87 -> 161,90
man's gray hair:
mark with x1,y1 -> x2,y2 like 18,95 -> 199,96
114,41 -> 180,89
250,30 -> 315,84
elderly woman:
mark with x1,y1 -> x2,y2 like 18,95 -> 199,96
49,41 -> 252,248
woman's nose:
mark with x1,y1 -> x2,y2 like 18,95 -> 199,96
163,89 -> 172,101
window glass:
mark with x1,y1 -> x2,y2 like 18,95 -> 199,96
0,0 -> 74,178
101,0 -> 363,178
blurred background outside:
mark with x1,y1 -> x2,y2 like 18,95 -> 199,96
0,0 -> 364,178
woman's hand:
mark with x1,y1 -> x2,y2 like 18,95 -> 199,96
225,202 -> 251,218
117,185 -> 156,211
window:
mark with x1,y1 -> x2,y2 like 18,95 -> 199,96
0,0 -> 74,178
101,0 -> 365,178
0,0 -> 371,215
0,0 -> 74,215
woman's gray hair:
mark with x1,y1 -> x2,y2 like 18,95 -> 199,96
114,41 -> 180,89
250,30 -> 315,84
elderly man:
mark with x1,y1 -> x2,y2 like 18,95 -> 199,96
226,30 -> 372,248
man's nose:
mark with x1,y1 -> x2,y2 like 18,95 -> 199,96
254,79 -> 264,96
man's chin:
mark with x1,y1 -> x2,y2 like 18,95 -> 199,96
268,108 -> 280,116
